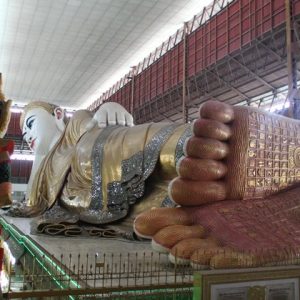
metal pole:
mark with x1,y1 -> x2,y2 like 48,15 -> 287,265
285,0 -> 298,118
130,66 -> 136,115
182,22 -> 188,123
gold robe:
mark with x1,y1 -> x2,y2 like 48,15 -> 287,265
28,110 -> 191,225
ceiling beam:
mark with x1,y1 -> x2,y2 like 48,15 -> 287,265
206,68 -> 252,105
257,39 -> 300,76
229,55 -> 276,90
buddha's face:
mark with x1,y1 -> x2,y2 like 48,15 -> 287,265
22,107 -> 63,155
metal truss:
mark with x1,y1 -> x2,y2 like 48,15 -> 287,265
133,16 -> 300,124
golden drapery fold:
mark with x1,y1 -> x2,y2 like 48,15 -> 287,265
27,113 -> 191,224
27,110 -> 93,213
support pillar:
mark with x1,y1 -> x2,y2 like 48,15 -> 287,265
130,66 -> 136,115
285,0 -> 298,118
182,22 -> 188,123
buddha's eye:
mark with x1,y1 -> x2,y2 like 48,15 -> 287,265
28,119 -> 34,129
25,116 -> 35,130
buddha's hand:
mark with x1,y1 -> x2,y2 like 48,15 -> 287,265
86,102 -> 134,131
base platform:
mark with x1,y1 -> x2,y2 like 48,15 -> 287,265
1,211 -> 300,300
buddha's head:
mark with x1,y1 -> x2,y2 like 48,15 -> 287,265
20,101 -> 66,155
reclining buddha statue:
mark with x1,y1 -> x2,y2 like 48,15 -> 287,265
8,94 -> 300,269
10,99 -> 190,236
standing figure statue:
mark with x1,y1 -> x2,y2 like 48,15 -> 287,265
0,74 -> 14,207
8,96 -> 300,269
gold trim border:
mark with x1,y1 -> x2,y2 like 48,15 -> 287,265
200,266 -> 300,299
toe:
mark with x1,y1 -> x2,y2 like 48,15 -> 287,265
169,178 -> 226,206
169,237 -> 220,264
134,208 -> 192,239
184,137 -> 229,159
152,224 -> 205,252
190,247 -> 226,268
210,250 -> 258,268
193,119 -> 232,141
177,158 -> 227,181
200,100 -> 234,123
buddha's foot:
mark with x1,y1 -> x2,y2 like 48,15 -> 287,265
134,187 -> 300,269
134,100 -> 300,268
169,100 -> 300,206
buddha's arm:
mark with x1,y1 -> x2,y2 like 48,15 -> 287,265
25,154 -> 45,202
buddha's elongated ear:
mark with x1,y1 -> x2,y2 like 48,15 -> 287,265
54,107 -> 66,132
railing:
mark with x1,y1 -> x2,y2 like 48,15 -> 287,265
3,251 -> 194,299
4,248 -> 300,299
3,215 -> 300,299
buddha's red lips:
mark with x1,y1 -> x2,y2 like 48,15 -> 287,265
30,138 -> 36,149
